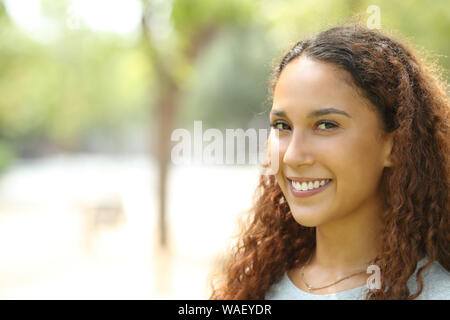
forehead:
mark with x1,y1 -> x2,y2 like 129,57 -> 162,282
272,57 -> 367,117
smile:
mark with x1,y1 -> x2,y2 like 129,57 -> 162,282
288,178 -> 333,198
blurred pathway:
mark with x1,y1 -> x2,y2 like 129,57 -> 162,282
0,154 -> 260,299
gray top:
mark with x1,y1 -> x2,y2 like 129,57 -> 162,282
266,257 -> 450,300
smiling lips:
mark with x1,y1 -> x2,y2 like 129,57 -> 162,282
287,178 -> 333,197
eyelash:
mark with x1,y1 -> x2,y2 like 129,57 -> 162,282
269,120 -> 339,131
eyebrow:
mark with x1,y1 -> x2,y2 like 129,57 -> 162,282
270,107 -> 352,119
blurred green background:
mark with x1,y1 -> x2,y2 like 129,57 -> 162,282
0,0 -> 448,169
0,0 -> 448,299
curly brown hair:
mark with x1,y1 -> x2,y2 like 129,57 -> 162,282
209,24 -> 449,300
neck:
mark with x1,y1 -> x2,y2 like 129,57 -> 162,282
311,197 -> 384,273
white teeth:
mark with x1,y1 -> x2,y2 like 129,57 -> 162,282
292,181 -> 301,191
291,179 -> 330,191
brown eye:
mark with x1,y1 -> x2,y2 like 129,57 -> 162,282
270,121 -> 290,131
316,120 -> 338,131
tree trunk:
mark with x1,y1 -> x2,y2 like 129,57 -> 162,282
156,87 -> 178,248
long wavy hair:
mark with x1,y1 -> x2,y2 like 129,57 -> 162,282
209,25 -> 449,300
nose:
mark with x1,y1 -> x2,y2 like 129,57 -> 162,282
282,129 -> 315,168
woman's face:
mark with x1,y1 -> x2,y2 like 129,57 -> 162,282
269,57 -> 394,227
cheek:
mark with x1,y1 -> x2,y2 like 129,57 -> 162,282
276,138 -> 289,160
273,137 -> 289,187
267,133 -> 288,165
331,135 -> 385,195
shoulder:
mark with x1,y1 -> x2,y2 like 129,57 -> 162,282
265,273 -> 297,300
408,258 -> 450,300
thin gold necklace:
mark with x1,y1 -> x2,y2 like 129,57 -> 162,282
300,257 -> 368,291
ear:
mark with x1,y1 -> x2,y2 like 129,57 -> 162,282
382,132 -> 395,167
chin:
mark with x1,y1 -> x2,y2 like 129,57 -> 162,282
289,208 -> 324,228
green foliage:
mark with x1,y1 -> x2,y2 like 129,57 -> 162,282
179,26 -> 274,129
171,0 -> 255,36
0,16 -> 153,150
0,140 -> 15,173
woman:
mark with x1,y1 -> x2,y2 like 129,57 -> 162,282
210,25 -> 449,299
